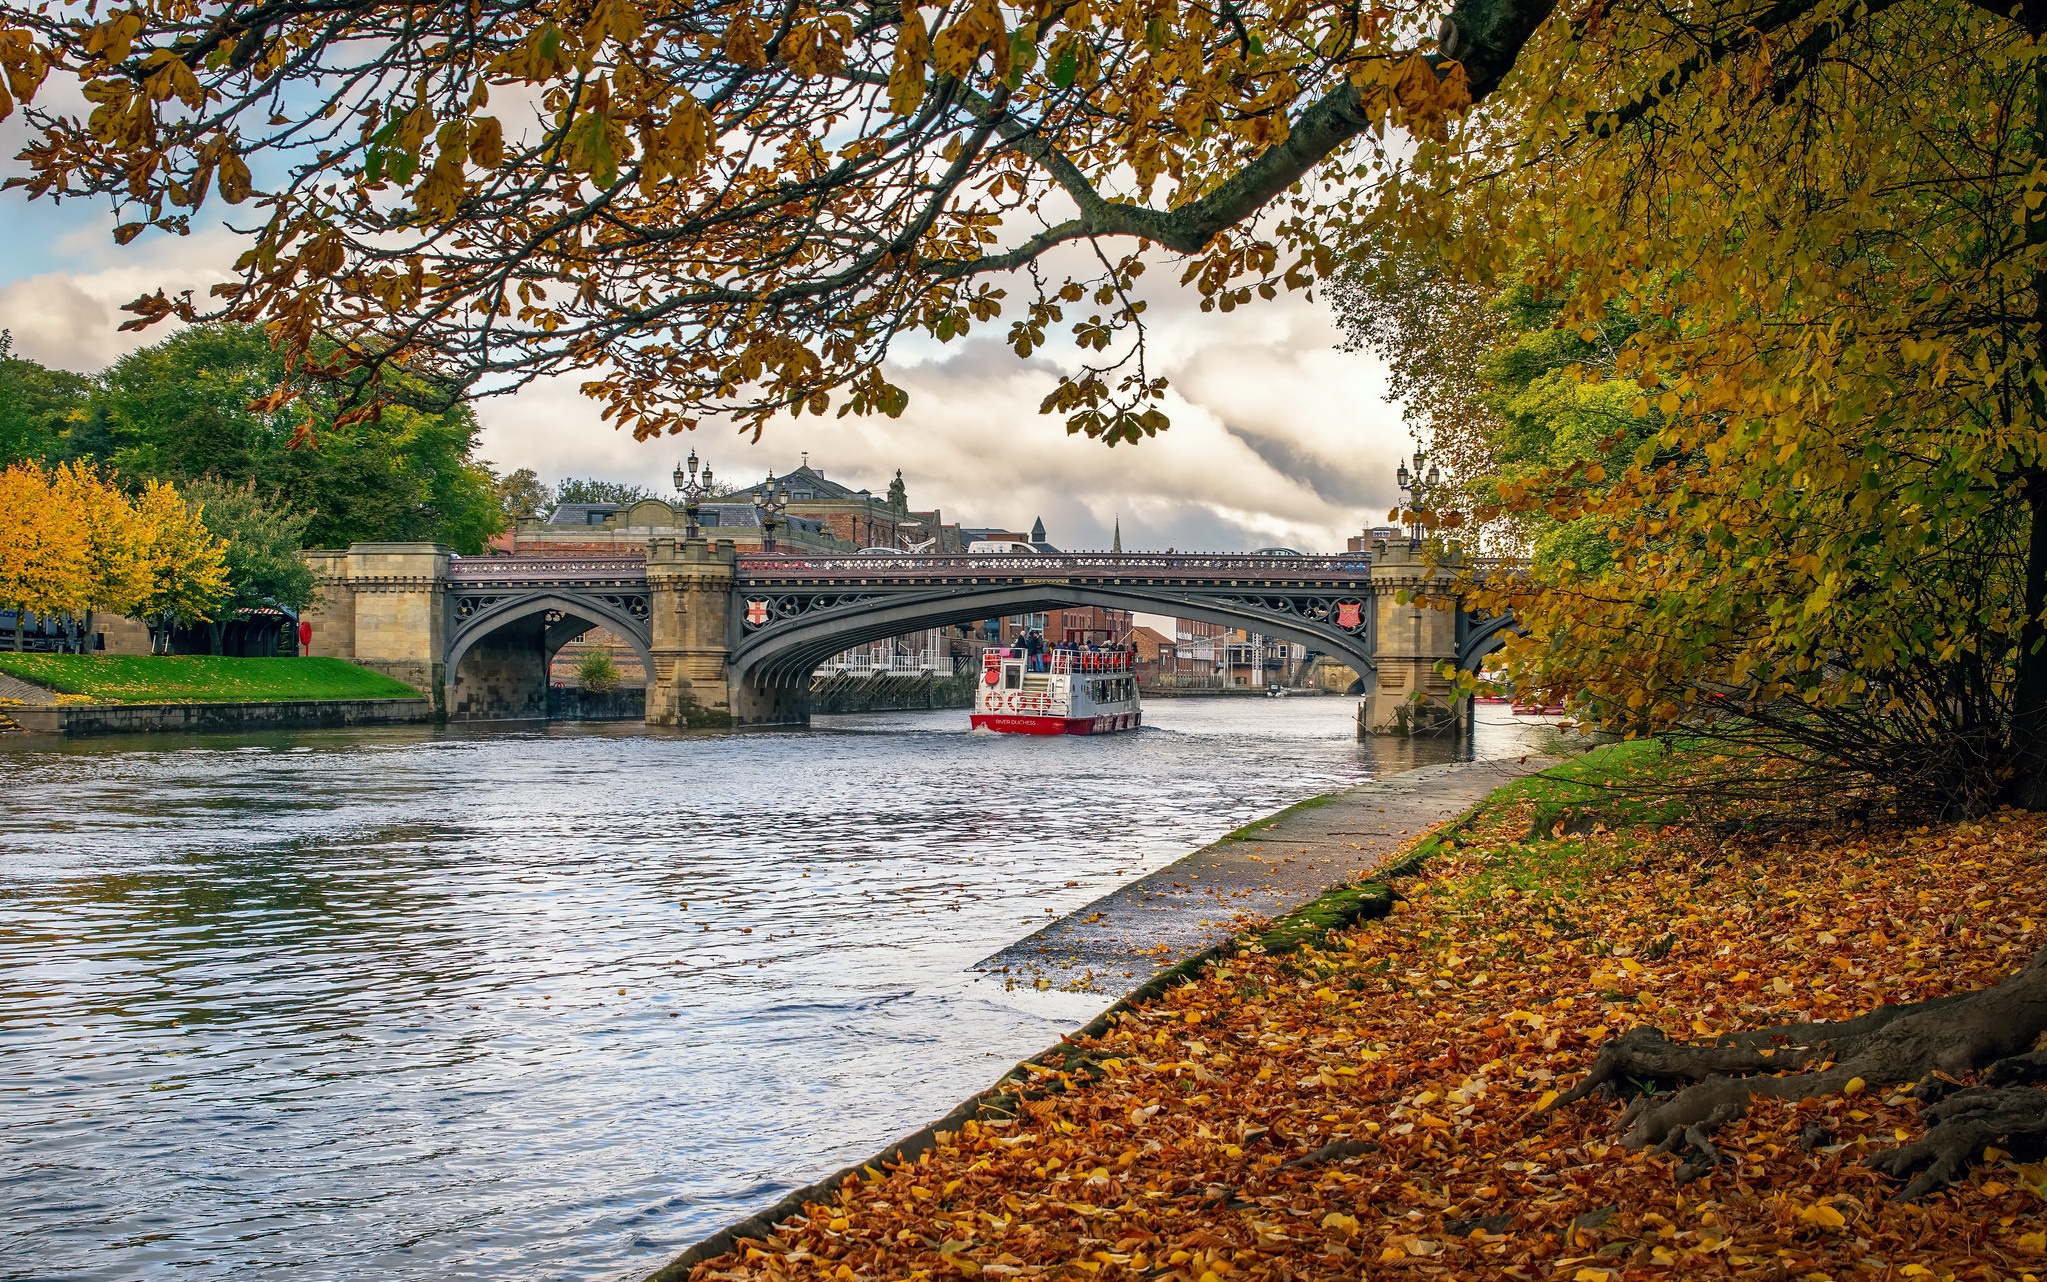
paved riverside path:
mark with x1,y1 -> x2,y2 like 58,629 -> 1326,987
0,672 -> 58,704
976,756 -> 1546,992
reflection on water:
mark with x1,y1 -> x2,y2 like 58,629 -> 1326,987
0,700 -> 1546,1280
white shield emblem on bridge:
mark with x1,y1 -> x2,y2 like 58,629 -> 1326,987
746,599 -> 770,626
1335,600 -> 1364,631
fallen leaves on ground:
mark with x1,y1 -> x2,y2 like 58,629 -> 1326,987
689,796 -> 2047,1281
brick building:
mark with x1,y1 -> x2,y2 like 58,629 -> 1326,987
719,462 -> 963,552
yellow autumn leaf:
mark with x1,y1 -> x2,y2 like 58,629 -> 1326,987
1795,1202 -> 1847,1230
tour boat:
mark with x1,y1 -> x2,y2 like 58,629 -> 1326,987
972,647 -> 1142,735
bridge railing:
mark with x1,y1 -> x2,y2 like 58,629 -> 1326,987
815,649 -> 952,677
448,556 -> 647,583
735,552 -> 1374,580
444,550 -> 1414,588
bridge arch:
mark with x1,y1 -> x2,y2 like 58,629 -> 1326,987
1457,613 -> 1519,676
728,583 -> 1377,691
444,591 -> 655,720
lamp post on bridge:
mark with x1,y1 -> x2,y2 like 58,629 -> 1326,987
754,471 -> 792,553
1395,450 -> 1441,548
673,450 -> 716,540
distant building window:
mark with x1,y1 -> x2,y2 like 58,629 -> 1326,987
586,511 -> 607,525
702,511 -> 720,527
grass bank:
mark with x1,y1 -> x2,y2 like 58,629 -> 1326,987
673,741 -> 2047,1282
0,655 -> 419,703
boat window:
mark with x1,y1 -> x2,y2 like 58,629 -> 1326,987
1003,666 -> 1021,690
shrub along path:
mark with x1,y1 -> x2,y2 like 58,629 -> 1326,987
672,743 -> 2047,1282
0,655 -> 419,703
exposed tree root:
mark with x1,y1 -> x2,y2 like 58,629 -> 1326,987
1866,1086 -> 2047,1200
1555,943 -> 2047,1198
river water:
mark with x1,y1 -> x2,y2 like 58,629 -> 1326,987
1,700 -> 1546,1281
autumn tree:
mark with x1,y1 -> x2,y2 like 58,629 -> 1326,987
1343,11 -> 2047,809
493,467 -> 548,523
48,459 -> 151,646
0,0 -> 1568,445
0,461 -> 93,650
131,478 -> 229,652
1336,3 -> 2047,1190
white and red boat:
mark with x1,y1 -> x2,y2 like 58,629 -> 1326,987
972,647 -> 1142,735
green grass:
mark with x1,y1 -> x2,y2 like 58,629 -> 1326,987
1250,880 -> 1398,954
1410,737 -> 1703,911
0,655 -> 420,704
1481,736 -> 1695,835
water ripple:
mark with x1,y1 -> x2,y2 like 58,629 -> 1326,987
1,700 -> 1515,1280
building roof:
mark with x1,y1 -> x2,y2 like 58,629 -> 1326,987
548,502 -> 622,526
543,499 -> 825,536
717,463 -> 879,505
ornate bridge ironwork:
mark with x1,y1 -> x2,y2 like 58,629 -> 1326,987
440,551 -> 1387,682
444,556 -> 656,685
429,549 -> 1525,714
726,552 -> 1380,688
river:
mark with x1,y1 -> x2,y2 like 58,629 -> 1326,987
1,699 -> 1549,1281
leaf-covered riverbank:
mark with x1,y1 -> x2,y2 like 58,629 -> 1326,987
676,743 -> 2047,1281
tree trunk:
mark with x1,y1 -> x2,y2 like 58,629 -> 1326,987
2010,470 -> 2047,809
208,620 -> 225,655
2010,52 -> 2047,810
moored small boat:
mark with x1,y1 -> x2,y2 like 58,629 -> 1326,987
972,647 -> 1142,735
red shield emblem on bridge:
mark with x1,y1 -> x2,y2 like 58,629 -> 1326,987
745,599 -> 770,627
1335,600 -> 1364,631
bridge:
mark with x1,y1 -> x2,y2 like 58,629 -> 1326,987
303,538 -> 1513,734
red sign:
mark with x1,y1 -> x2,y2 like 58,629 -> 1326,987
1335,600 -> 1364,631
297,619 -> 313,651
745,599 -> 770,626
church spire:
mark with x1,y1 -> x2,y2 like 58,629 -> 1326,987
1030,515 -> 1046,544
1112,514 -> 1122,553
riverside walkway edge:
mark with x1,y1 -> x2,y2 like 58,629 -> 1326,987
637,753 -> 1547,1282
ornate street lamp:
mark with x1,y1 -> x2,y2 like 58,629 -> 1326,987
673,449 -> 716,539
1396,449 -> 1441,547
754,470 -> 792,552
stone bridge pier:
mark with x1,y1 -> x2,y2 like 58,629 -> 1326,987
302,543 -> 450,704
644,538 -> 804,728
1361,540 -> 1467,736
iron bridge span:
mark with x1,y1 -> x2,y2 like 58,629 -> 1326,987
434,548 -> 1510,726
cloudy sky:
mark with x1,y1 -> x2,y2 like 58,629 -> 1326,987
0,181 -> 1419,553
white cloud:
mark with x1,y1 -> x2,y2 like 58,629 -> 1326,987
0,226 -> 241,372
475,289 -> 1412,553
0,182 -> 1415,552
